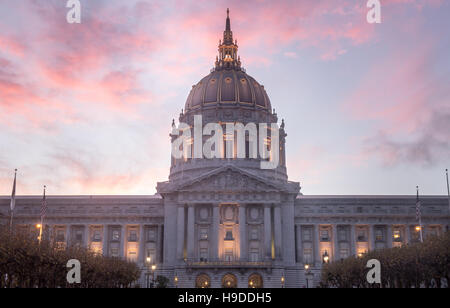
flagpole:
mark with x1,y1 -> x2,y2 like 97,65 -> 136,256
38,185 -> 46,244
9,169 -> 17,233
446,169 -> 450,216
417,186 -> 423,243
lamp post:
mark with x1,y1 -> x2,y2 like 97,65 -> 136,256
281,276 -> 285,288
322,250 -> 329,264
146,257 -> 151,288
174,276 -> 178,288
36,223 -> 43,244
304,264 -> 310,288
151,264 -> 157,288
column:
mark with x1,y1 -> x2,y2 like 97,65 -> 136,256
187,205 -> 195,260
176,206 -> 185,260
83,225 -> 88,248
386,225 -> 393,248
102,225 -> 109,256
295,225 -> 302,263
313,224 -> 320,266
281,200 -> 296,264
157,224 -> 163,263
264,205 -> 272,260
163,203 -> 177,264
369,225 -> 375,251
332,224 -> 339,261
120,224 -> 126,258
239,204 -> 247,261
139,224 -> 146,264
66,224 -> 72,247
349,224 -> 356,256
274,205 -> 282,259
211,204 -> 220,260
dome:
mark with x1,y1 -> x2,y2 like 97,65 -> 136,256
184,69 -> 272,113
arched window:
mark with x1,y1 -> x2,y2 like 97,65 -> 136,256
222,273 -> 238,288
248,273 -> 263,288
195,274 -> 211,288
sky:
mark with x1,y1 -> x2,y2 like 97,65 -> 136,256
0,0 -> 449,196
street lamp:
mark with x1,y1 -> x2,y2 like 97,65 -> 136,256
145,257 -> 151,288
36,223 -> 42,244
174,276 -> 178,288
151,264 -> 157,288
322,251 -> 329,263
304,264 -> 311,288
281,276 -> 285,288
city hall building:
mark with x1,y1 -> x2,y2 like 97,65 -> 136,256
1,11 -> 449,288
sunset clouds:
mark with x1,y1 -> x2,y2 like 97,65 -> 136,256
0,0 -> 449,195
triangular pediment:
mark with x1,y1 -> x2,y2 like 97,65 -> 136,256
175,165 -> 283,193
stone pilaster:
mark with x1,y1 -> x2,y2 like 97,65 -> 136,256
176,206 -> 185,260
239,204 -> 247,261
187,205 -> 195,259
264,205 -> 272,260
211,204 -> 220,260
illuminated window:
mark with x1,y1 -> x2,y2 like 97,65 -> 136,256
393,230 -> 401,242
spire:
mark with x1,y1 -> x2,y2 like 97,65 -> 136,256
226,8 -> 231,31
223,8 -> 233,45
215,9 -> 241,71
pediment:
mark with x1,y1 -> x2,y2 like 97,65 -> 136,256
177,165 -> 282,193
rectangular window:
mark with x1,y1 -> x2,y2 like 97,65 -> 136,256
250,228 -> 259,240
357,229 -> 367,242
339,243 -> 349,259
56,230 -> 65,242
303,242 -> 313,263
199,248 -> 208,261
338,229 -> 347,241
375,228 -> 384,241
75,231 -> 83,242
224,248 -> 233,262
249,249 -> 259,262
147,229 -> 156,242
302,228 -> 312,241
110,247 -> 119,257
112,230 -> 120,241
393,230 -> 401,242
199,228 -> 208,240
320,230 -> 330,242
93,230 -> 101,242
129,230 -> 137,242
147,249 -> 156,263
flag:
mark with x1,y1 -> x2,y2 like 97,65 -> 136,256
415,186 -> 421,221
41,185 -> 47,219
10,169 -> 17,212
